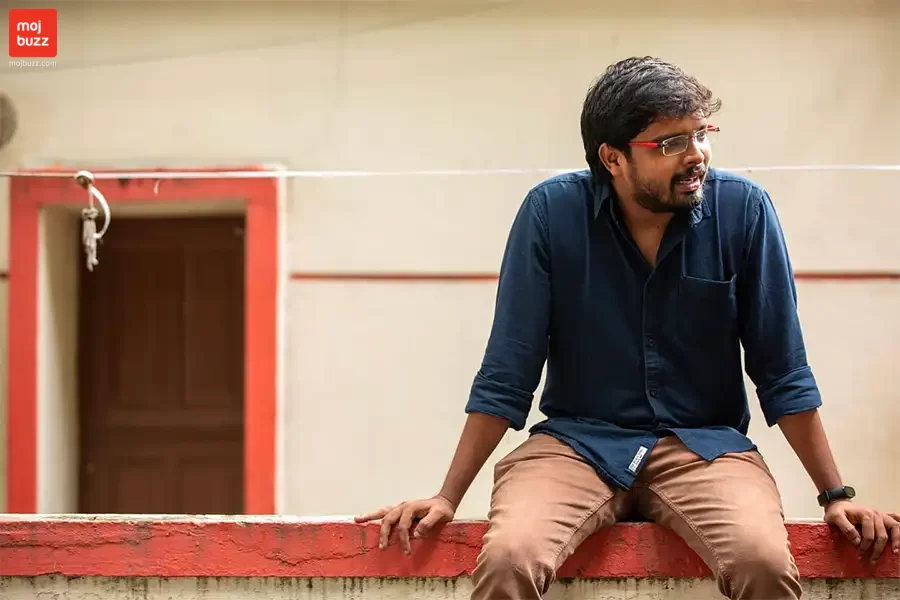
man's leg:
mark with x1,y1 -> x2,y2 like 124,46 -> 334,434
635,436 -> 802,600
471,433 -> 632,600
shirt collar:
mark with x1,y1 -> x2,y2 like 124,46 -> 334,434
592,177 -> 710,226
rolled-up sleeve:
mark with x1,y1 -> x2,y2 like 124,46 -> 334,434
465,190 -> 552,431
738,188 -> 822,426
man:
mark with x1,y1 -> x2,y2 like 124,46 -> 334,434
356,57 -> 900,599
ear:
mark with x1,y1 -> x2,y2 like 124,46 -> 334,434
599,143 -> 626,178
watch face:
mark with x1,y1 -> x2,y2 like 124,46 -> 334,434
846,486 -> 856,498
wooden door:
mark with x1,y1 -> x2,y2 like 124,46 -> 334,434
78,216 -> 245,514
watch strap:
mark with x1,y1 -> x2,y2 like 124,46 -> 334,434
817,485 -> 856,507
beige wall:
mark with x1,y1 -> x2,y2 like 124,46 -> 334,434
36,207 -> 80,513
0,0 -> 898,519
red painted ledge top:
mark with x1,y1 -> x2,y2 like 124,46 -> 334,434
0,515 -> 897,579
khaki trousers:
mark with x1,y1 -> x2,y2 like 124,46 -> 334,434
471,433 -> 802,600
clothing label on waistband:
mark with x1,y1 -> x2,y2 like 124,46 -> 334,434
628,445 -> 648,474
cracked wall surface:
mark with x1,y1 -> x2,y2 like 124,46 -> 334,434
3,576 -> 900,600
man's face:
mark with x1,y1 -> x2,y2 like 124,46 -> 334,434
622,115 -> 713,214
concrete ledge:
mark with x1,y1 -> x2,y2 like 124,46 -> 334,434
1,515 -> 898,579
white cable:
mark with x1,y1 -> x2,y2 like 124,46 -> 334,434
727,164 -> 900,173
0,164 -> 899,180
0,168 -> 569,179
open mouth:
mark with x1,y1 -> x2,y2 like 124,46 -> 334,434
674,171 -> 704,193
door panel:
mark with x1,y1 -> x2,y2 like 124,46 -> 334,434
78,216 -> 245,514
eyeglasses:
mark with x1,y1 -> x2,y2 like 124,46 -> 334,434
628,124 -> 720,157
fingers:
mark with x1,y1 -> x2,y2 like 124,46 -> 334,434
354,506 -> 392,523
889,517 -> 900,555
869,514 -> 889,564
832,512 -> 862,546
372,502 -> 427,553
413,508 -> 443,539
396,504 -> 421,555
379,506 -> 403,550
859,512 -> 876,553
352,504 -> 403,551
827,505 -> 900,563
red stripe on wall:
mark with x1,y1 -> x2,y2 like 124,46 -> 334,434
0,518 -> 896,579
290,272 -> 500,281
288,271 -> 900,282
793,271 -> 900,281
4,271 -> 899,283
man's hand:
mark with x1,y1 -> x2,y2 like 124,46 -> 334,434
824,501 -> 900,564
354,495 -> 457,555
353,413 -> 507,556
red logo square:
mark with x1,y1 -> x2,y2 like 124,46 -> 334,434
9,9 -> 58,58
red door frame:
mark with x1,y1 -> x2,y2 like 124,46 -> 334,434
6,166 -> 279,514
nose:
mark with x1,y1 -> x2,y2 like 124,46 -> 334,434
682,136 -> 705,168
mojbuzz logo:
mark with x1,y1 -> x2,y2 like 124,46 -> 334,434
9,8 -> 58,58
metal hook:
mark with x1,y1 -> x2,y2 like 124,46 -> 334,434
74,170 -> 110,239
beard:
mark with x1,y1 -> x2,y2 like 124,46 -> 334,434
630,165 -> 707,214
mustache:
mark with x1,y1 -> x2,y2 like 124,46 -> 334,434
674,166 -> 707,180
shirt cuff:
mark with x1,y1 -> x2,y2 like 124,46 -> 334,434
464,373 -> 531,431
757,366 -> 823,427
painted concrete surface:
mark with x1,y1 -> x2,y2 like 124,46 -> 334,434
3,576 -> 900,600
3,515 -> 899,600
4,516 -> 899,580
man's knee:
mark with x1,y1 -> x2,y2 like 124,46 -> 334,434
473,531 -> 556,594
720,536 -> 802,599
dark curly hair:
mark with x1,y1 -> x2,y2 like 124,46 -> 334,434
580,57 -> 722,184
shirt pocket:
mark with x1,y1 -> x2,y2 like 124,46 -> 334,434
676,274 -> 738,347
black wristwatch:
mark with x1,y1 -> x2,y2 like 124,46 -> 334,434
817,485 -> 856,507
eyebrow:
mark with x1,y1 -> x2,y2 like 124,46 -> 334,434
649,125 -> 708,144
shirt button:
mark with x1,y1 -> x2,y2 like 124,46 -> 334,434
649,388 -> 658,397
647,337 -> 656,347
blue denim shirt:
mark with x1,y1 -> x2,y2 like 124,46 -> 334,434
465,168 -> 822,489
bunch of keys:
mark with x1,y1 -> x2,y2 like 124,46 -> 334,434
74,170 -> 110,272
81,205 -> 100,271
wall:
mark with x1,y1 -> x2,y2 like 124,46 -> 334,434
0,255 -> 6,512
1,180 -> 7,512
36,207 -> 79,513
4,576 -> 900,600
0,0 -> 898,519
2,516 -> 898,599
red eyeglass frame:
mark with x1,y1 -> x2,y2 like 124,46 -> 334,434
628,124 -> 720,152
